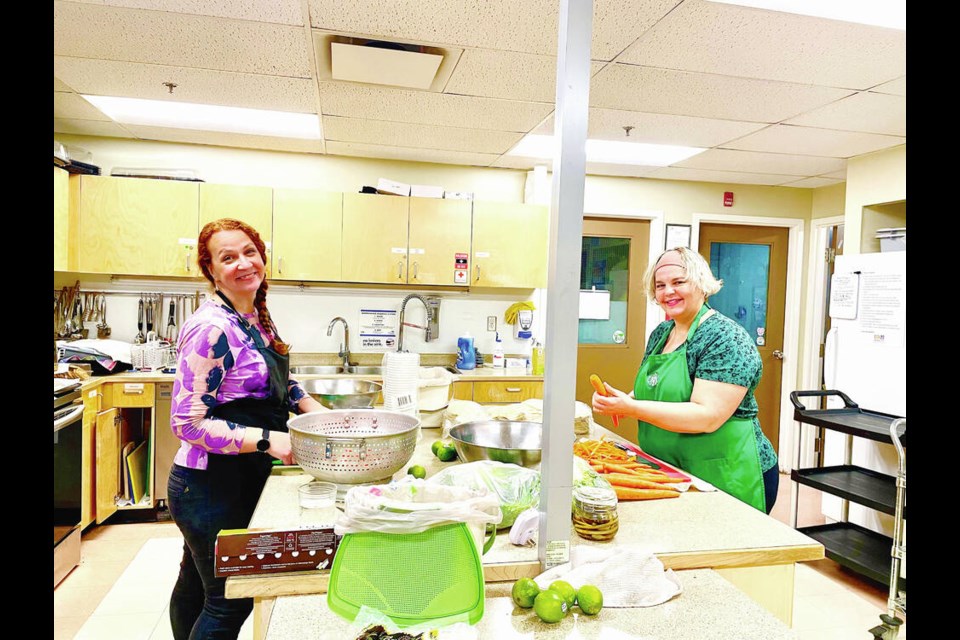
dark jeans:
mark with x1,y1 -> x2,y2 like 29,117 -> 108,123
167,454 -> 273,640
763,464 -> 780,515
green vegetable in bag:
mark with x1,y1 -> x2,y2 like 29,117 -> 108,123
427,461 -> 541,529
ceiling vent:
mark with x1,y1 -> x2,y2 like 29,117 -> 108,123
314,33 -> 462,92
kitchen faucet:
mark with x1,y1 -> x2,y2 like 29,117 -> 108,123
326,317 -> 354,368
397,294 -> 433,352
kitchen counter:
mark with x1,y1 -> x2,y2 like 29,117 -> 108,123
263,569 -> 798,639
226,426 -> 822,638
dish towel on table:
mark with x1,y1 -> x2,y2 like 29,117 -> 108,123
534,545 -> 682,607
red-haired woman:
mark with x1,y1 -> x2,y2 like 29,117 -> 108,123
167,218 -> 326,639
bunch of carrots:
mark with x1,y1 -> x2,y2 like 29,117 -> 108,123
573,438 -> 683,501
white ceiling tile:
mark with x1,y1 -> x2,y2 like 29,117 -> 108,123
585,162 -> 662,178
54,76 -> 73,92
444,48 -> 605,103
591,65 -> 855,123
64,0 -> 303,24
318,82 -> 553,133
323,116 -> 522,155
325,141 -> 498,167
619,1 -> 906,89
122,124 -> 325,154
871,76 -> 906,97
490,155 -> 546,171
722,125 -> 904,158
779,177 -> 844,188
785,92 -> 906,136
820,170 -> 847,180
54,118 -> 136,138
54,92 -> 112,121
647,166 -> 803,186
675,148 -> 846,176
54,56 -> 316,113
307,0 -> 680,59
54,1 -> 311,76
535,109 -> 767,148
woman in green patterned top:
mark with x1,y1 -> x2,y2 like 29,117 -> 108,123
592,247 -> 778,513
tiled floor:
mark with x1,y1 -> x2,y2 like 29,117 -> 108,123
54,474 -> 906,639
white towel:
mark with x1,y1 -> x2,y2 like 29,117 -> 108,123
534,545 -> 682,608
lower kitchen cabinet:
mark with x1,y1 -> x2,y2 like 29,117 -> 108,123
452,380 -> 543,403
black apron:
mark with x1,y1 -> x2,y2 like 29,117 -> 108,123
205,291 -> 291,488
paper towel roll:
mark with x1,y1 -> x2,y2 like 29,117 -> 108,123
381,351 -> 420,415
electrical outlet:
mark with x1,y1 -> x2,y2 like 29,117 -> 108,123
487,316 -> 497,332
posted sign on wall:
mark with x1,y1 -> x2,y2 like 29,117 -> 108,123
359,309 -> 397,350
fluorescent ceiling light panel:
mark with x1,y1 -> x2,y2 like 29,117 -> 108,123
508,134 -> 705,166
706,0 -> 905,30
82,95 -> 322,139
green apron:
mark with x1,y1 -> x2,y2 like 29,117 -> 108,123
635,305 -> 766,512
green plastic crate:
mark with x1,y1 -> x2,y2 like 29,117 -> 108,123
327,522 -> 485,627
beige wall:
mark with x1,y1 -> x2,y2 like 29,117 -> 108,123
844,144 -> 906,255
811,182 -> 846,219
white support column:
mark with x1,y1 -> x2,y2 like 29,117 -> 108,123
538,0 -> 592,570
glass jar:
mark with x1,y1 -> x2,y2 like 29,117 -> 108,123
572,486 -> 619,541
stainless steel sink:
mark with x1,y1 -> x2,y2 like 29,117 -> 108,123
290,365 -> 345,375
344,365 -> 383,375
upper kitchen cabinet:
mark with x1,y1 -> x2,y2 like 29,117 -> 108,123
341,193 -> 412,285
199,184 -> 274,277
272,188 -> 343,282
54,166 -> 69,271
471,202 -> 549,288
408,197 -> 472,286
69,175 -> 200,277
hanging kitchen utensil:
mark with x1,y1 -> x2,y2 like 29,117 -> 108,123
166,298 -> 177,341
96,294 -> 112,339
135,296 -> 145,344
146,295 -> 154,336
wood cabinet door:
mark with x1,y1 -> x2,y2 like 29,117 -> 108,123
341,193 -> 409,284
471,202 -> 549,288
81,388 -> 100,529
54,167 -> 69,271
272,188 -> 342,282
408,197 -> 472,286
199,183 -> 274,277
74,176 -> 200,277
472,381 -> 543,403
95,408 -> 120,524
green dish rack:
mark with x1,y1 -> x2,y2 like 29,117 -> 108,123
327,522 -> 485,628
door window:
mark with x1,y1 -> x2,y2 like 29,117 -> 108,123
579,236 -> 630,345
708,242 -> 770,344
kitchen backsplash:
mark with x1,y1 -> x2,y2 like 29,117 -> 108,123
55,275 -> 546,360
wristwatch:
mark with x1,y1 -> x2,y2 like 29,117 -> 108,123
256,428 -> 271,453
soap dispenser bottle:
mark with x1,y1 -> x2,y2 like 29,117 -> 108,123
492,332 -> 505,368
456,332 -> 476,370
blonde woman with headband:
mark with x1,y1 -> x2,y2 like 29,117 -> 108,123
591,247 -> 778,513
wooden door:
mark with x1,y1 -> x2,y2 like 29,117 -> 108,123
54,167 -> 69,271
272,189 -> 343,281
575,217 -> 651,442
408,197 -> 472,286
341,193 -> 409,284
95,408 -> 120,524
73,176 -> 200,277
698,223 -> 789,454
472,202 -> 548,288
199,184 -> 274,276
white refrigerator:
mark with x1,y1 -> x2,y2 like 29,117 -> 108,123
822,249 -> 906,578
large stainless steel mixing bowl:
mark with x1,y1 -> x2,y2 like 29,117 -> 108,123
301,378 -> 382,409
448,421 -> 542,468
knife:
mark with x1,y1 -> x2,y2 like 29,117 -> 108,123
166,299 -> 177,341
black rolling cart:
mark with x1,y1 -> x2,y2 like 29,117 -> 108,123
789,390 -> 905,639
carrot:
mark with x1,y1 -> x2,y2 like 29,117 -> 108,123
605,473 -> 680,491
588,374 -> 620,428
629,471 -> 686,483
613,486 -> 680,501
602,462 -> 648,476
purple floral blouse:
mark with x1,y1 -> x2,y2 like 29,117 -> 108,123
170,300 -> 308,470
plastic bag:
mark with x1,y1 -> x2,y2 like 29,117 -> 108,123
427,461 -> 541,530
573,455 -> 615,492
334,476 -> 501,537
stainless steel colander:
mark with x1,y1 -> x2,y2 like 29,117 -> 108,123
287,409 -> 420,485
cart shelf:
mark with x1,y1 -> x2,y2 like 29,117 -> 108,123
791,465 -> 906,519
790,390 -> 905,445
798,522 -> 906,591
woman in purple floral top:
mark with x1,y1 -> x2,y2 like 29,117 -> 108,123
167,218 -> 325,640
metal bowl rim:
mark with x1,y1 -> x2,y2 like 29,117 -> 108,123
448,420 -> 543,451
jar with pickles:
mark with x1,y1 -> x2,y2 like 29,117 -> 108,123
572,486 -> 619,541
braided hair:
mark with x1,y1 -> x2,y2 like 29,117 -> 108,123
197,218 -> 290,355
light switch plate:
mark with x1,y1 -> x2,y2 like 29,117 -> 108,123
487,316 -> 497,332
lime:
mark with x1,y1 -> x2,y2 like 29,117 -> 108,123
407,465 -> 426,479
576,584 -> 603,615
431,440 -> 444,456
436,445 -> 458,462
547,580 -> 577,610
533,589 -> 568,623
511,577 -> 541,609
